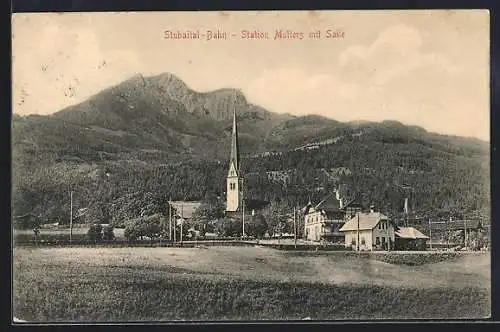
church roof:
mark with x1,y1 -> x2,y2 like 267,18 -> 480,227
229,108 -> 240,175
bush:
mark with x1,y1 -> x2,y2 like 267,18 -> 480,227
215,217 -> 242,237
87,224 -> 103,242
246,214 -> 268,239
124,214 -> 164,241
344,252 -> 462,266
102,226 -> 115,241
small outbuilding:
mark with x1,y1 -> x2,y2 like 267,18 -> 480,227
394,227 -> 430,251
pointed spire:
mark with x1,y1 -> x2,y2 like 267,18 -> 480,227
232,107 -> 237,134
229,106 -> 240,175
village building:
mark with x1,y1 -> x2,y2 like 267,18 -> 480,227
421,219 -> 490,250
394,227 -> 430,250
339,209 -> 395,251
224,108 -> 255,225
340,208 -> 432,251
303,191 -> 362,243
169,201 -> 202,222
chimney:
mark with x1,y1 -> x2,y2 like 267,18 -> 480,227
370,205 -> 375,213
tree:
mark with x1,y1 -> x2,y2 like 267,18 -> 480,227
191,199 -> 224,236
215,217 -> 242,237
124,214 -> 163,241
87,223 -> 103,242
102,225 -> 115,241
263,201 -> 290,237
86,200 -> 110,225
246,213 -> 268,239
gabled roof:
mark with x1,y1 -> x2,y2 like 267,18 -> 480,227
395,227 -> 429,239
341,198 -> 363,209
340,212 -> 388,232
170,201 -> 202,219
315,192 -> 342,212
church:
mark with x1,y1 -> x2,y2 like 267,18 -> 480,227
224,109 -> 265,221
226,108 -> 242,214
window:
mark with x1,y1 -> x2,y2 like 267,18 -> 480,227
376,237 -> 380,245
361,237 -> 366,245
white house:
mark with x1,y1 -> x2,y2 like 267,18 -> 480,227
339,210 -> 395,251
304,191 -> 363,243
304,191 -> 345,242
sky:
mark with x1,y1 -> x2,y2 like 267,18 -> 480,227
12,10 -> 490,141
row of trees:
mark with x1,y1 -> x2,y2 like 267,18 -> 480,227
118,196 -> 302,241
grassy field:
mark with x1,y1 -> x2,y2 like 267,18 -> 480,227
13,247 -> 490,322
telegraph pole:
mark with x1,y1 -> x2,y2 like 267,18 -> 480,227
70,190 -> 73,245
386,219 -> 390,251
293,206 -> 297,248
169,198 -> 172,241
173,201 -> 176,243
180,204 -> 183,244
356,212 -> 360,251
241,178 -> 245,238
464,219 -> 467,250
429,218 -> 432,250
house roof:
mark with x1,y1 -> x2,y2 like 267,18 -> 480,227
340,212 -> 388,232
395,227 -> 429,239
170,201 -> 202,219
341,198 -> 363,210
315,192 -> 342,212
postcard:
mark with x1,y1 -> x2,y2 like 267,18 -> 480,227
11,10 -> 490,322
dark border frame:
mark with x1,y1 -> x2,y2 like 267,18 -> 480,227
6,0 -> 500,329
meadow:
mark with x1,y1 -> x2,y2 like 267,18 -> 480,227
13,246 -> 491,322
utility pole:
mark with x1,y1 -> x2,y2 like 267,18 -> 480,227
70,190 -> 73,245
464,219 -> 467,250
173,201 -> 176,243
429,218 -> 432,250
180,204 -> 183,244
241,178 -> 245,238
169,198 -> 172,241
293,206 -> 297,248
356,212 -> 360,251
386,219 -> 390,251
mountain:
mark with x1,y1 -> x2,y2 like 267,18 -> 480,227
11,73 -> 490,228
46,73 -> 292,161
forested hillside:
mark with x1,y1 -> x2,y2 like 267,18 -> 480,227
11,73 -> 490,228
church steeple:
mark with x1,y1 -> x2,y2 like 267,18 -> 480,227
229,108 -> 240,176
226,107 -> 241,212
